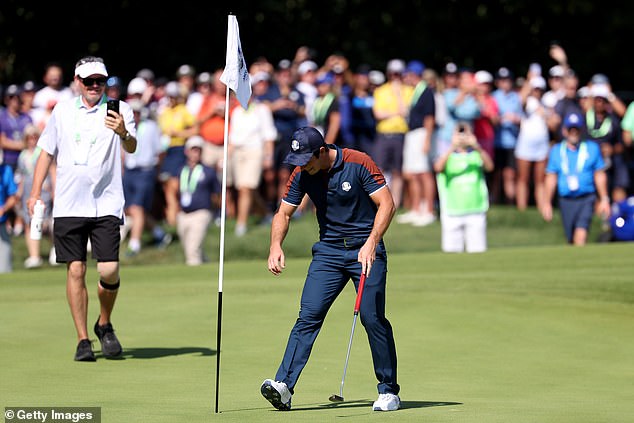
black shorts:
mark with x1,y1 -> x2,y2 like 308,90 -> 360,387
494,147 -> 516,170
53,216 -> 122,263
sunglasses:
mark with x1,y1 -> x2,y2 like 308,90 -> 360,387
80,77 -> 107,87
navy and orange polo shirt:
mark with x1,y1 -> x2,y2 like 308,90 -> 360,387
282,145 -> 387,242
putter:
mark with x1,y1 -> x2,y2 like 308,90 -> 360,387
329,271 -> 367,402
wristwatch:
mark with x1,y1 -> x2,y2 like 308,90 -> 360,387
120,131 -> 132,141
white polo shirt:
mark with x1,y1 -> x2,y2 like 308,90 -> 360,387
38,95 -> 136,218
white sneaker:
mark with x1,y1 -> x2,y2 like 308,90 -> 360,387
411,213 -> 436,227
373,393 -> 400,411
395,210 -> 418,224
235,223 -> 247,237
24,256 -> 43,269
49,247 -> 59,266
260,379 -> 292,411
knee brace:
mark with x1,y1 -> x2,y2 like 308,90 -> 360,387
99,279 -> 120,290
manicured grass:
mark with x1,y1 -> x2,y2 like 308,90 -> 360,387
1,243 -> 632,422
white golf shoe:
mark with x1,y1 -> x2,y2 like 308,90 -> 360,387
372,393 -> 401,411
261,379 -> 292,411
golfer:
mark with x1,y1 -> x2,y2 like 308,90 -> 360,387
28,56 -> 136,361
262,127 -> 400,412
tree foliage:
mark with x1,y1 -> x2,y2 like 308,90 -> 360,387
1,0 -> 632,93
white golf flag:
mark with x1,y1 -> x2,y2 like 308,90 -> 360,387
220,15 -> 251,109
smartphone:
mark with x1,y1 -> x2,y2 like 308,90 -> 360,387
107,99 -> 119,115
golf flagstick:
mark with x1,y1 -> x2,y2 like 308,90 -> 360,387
215,14 -> 251,413
329,271 -> 367,402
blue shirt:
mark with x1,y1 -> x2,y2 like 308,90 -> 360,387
546,140 -> 605,198
492,89 -> 522,149
407,86 -> 435,130
283,145 -> 386,242
0,164 -> 18,223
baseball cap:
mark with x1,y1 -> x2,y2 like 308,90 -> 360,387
444,62 -> 458,75
177,64 -> 195,78
496,67 -> 513,80
136,68 -> 155,81
185,135 -> 205,150
529,76 -> 546,90
386,59 -> 406,74
577,86 -> 590,98
5,84 -> 21,97
591,83 -> 610,99
297,60 -> 318,75
197,72 -> 212,85
106,76 -> 122,88
316,72 -> 335,85
165,81 -> 181,98
474,70 -> 493,84
549,65 -> 565,78
127,77 -> 148,95
250,71 -> 271,85
23,80 -> 37,92
591,73 -> 609,85
405,60 -> 425,76
355,64 -> 371,75
277,59 -> 292,70
563,112 -> 583,129
284,127 -> 325,167
368,70 -> 385,85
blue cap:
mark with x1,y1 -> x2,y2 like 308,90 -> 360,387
563,113 -> 583,129
406,60 -> 425,76
284,127 -> 325,166
106,76 -> 121,88
316,72 -> 335,85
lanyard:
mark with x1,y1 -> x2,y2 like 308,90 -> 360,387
560,141 -> 588,175
586,110 -> 611,138
180,164 -> 203,194
74,96 -> 107,145
312,93 -> 335,125
410,81 -> 427,107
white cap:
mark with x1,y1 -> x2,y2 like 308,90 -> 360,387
297,60 -> 318,75
75,61 -> 108,78
127,77 -> 148,95
529,76 -> 546,90
368,70 -> 386,85
185,135 -> 205,150
549,65 -> 565,78
577,86 -> 590,98
591,83 -> 610,99
165,81 -> 181,98
474,70 -> 493,84
250,71 -> 271,85
386,59 -> 406,74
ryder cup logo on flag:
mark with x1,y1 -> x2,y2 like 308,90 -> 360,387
220,15 -> 252,109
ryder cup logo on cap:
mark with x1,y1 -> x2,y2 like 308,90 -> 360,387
75,61 -> 108,78
284,127 -> 325,167
563,113 -> 582,129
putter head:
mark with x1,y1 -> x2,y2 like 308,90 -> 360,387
329,394 -> 344,402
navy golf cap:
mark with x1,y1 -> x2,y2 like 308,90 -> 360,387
284,127 -> 325,167
563,112 -> 583,129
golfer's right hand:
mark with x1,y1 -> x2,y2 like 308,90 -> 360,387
268,246 -> 285,276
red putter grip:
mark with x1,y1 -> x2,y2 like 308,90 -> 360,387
354,272 -> 366,314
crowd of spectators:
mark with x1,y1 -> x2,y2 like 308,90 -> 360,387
1,43 -> 634,269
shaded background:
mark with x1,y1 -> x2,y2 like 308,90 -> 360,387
1,0 -> 633,98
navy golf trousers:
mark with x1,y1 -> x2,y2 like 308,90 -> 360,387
275,240 -> 399,395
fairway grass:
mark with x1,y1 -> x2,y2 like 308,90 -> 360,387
1,243 -> 632,422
